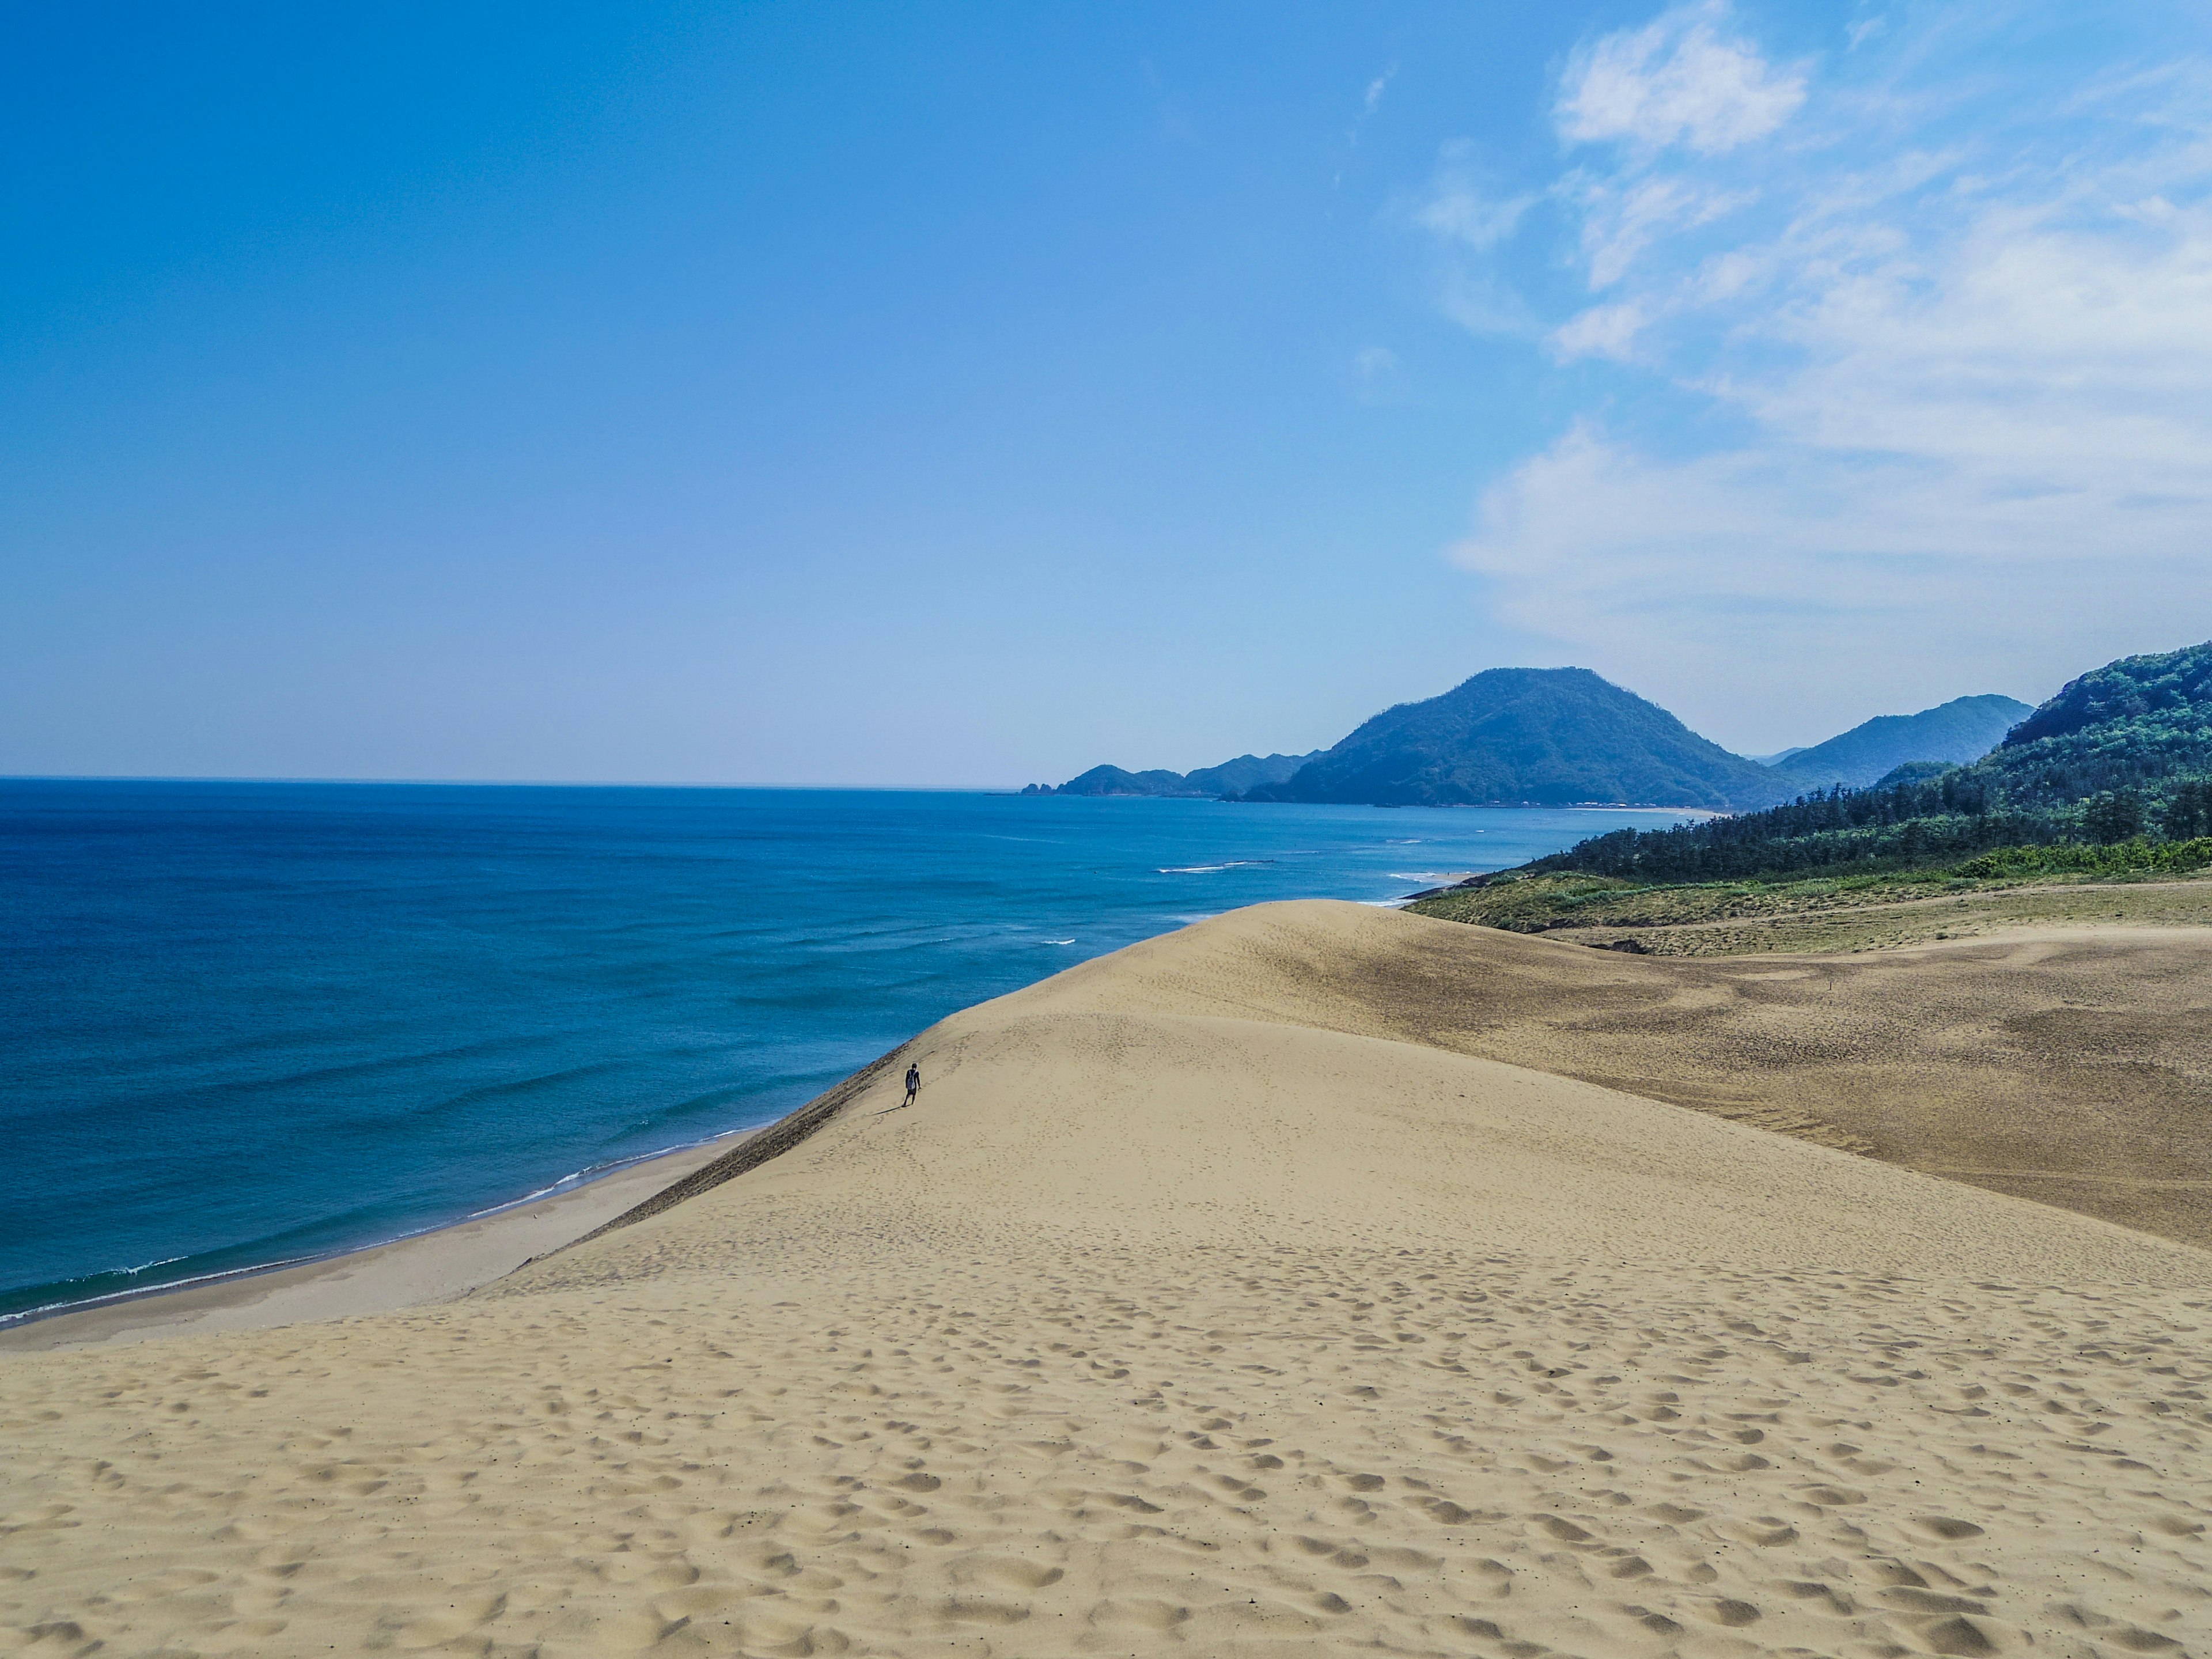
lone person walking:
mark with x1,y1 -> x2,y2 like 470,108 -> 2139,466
903,1062 -> 921,1108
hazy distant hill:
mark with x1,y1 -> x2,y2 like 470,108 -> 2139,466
1039,765 -> 1202,798
1768,695 -> 2031,792
1026,752 -> 1320,799
1240,668 -> 1784,810
1185,752 -> 1323,797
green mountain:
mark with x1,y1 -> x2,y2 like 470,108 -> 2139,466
1035,765 -> 1201,798
1768,694 -> 2031,792
1974,641 -> 2212,808
1030,676 -> 2037,815
1024,752 -> 1319,799
1186,752 -> 1324,797
1239,668 -> 1785,809
1523,640 -> 2212,882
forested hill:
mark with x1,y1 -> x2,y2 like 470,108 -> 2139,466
1520,641 -> 2212,882
1029,674 -> 2032,810
1025,751 -> 1320,798
1238,668 -> 1786,810
1035,765 -> 1200,798
1980,642 -> 2212,805
1767,694 -> 2029,791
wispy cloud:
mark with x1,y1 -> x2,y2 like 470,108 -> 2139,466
1568,173 -> 1752,293
1409,1 -> 2212,741
1555,2 -> 1806,156
1413,143 -> 1537,248
1550,301 -> 1649,362
1365,65 -> 1397,117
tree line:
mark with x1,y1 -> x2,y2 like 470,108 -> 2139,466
1529,774 -> 2212,885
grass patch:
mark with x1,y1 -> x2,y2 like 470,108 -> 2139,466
1407,844 -> 2212,956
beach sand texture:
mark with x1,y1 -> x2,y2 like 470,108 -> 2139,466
5,901 -> 2210,1657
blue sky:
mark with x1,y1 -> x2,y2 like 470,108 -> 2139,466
5,2 -> 2209,784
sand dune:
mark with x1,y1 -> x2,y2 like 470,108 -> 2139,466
5,901 -> 2210,1657
1000,903 -> 2212,1247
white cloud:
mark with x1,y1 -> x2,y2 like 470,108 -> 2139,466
1845,13 -> 1887,52
1550,301 -> 1648,361
1452,421 -> 2212,744
1409,4 -> 2212,744
1404,147 -> 1546,340
1413,150 -> 1536,248
1455,173 -> 2212,733
1556,2 -> 1806,157
1744,198 -> 2212,476
1574,173 -> 1752,288
1435,269 -> 1540,339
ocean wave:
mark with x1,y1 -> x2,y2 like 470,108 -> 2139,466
1157,858 -> 1273,873
497,1169 -> 596,1210
0,1251 -> 327,1328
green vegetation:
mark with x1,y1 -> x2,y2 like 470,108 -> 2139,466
1415,864 -> 1992,935
1515,642 -> 2212,885
1410,872 -> 1645,933
1406,642 -> 2212,956
1407,849 -> 2212,958
1992,641 -> 2212,805
1952,836 -> 2212,878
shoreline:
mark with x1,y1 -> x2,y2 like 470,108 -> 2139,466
0,1127 -> 755,1354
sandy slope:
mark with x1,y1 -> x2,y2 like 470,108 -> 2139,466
1010,904 -> 2212,1247
4,901 -> 2210,1658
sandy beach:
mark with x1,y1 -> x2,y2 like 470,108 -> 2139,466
5,900 -> 2210,1657
0,1134 -> 752,1355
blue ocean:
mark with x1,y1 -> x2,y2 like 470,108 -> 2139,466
1,781 -> 1694,1322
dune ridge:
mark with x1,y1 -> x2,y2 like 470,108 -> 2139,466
4,900 -> 2210,1657
998,903 -> 2212,1248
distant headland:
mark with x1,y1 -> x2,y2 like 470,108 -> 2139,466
1024,666 -> 2029,812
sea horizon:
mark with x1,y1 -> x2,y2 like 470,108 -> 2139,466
2,772 -> 1737,812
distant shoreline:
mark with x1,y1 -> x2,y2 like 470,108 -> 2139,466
1027,792 -> 1722,813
